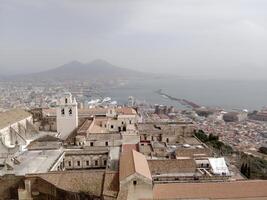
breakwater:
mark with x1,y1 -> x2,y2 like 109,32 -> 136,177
155,89 -> 201,109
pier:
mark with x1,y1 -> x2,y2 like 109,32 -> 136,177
155,89 -> 201,109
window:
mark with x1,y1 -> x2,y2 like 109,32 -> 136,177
111,125 -> 114,129
68,161 -> 71,167
166,138 -> 169,143
133,180 -> 137,185
104,160 -> 107,165
129,120 -> 132,124
77,161 -> 80,166
86,161 -> 89,166
105,141 -> 108,146
65,98 -> 68,104
69,108 -> 72,115
90,142 -> 94,146
95,160 -> 98,166
121,121 -> 124,125
61,108 -> 65,115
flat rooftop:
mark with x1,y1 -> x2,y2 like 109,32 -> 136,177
8,149 -> 63,176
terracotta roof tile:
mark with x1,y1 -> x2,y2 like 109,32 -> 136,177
122,144 -> 138,154
77,119 -> 93,135
116,107 -> 136,115
31,170 -> 105,196
153,180 -> 267,199
0,109 -> 31,129
148,159 -> 196,175
103,171 -> 119,198
119,150 -> 152,181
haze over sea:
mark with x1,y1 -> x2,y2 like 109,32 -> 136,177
104,77 -> 267,111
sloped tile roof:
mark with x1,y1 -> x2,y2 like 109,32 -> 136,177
148,159 -> 196,175
0,109 -> 31,129
119,150 -> 152,181
33,170 -> 105,196
153,180 -> 267,199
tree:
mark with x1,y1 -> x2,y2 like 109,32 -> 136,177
259,147 -> 267,155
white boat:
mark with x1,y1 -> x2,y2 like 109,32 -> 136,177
110,101 -> 117,105
88,99 -> 100,104
102,97 -> 111,102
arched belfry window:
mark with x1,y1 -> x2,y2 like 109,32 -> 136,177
69,108 -> 72,115
61,108 -> 65,115
65,98 -> 68,104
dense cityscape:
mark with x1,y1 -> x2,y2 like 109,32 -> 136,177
0,78 -> 267,199
1,80 -> 266,154
1,0 -> 267,199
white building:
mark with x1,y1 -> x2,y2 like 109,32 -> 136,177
208,157 -> 230,176
0,109 -> 34,158
56,92 -> 78,140
128,96 -> 135,107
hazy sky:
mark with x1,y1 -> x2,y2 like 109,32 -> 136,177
1,0 -> 267,78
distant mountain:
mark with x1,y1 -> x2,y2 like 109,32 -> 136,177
14,59 -> 146,81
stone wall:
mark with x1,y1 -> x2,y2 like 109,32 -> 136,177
0,174 -> 23,200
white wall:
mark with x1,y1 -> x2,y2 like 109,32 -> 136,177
56,93 -> 78,139
0,116 -> 33,149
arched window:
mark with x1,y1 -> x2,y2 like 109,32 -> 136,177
61,108 -> 65,115
69,108 -> 72,115
65,98 -> 68,104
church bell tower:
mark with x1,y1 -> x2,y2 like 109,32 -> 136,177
56,92 -> 78,139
